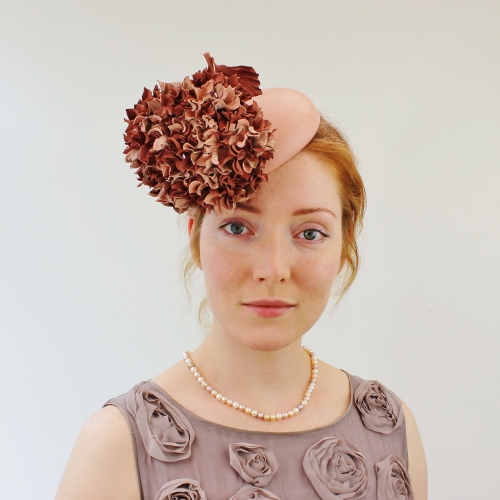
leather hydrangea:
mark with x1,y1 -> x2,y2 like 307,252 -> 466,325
124,53 -> 275,214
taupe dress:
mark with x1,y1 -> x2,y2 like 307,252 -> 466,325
104,372 -> 413,499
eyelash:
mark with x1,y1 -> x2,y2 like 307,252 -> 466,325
297,227 -> 330,241
219,219 -> 250,236
219,220 -> 330,241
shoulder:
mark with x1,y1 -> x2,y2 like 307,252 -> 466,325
347,372 -> 428,498
348,371 -> 428,498
55,405 -> 141,500
401,401 -> 428,500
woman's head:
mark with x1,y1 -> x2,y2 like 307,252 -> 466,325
187,116 -> 366,304
122,54 -> 366,337
189,146 -> 346,350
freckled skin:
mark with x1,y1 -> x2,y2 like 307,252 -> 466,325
198,151 -> 344,352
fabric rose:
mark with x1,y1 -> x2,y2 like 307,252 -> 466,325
229,485 -> 281,500
154,478 -> 207,500
125,383 -> 195,462
375,454 -> 414,500
123,52 -> 275,215
229,442 -> 278,487
303,436 -> 368,500
354,380 -> 403,434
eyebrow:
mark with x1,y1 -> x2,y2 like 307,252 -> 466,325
236,203 -> 338,219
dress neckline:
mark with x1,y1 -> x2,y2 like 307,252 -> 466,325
146,370 -> 354,436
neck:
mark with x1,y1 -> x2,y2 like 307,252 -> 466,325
190,326 -> 312,413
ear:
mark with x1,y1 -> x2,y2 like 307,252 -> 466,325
187,216 -> 195,237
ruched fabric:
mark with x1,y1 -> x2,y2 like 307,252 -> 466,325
105,373 -> 412,499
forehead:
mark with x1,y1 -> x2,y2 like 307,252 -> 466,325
242,151 -> 342,214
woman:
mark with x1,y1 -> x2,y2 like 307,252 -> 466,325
56,54 -> 427,499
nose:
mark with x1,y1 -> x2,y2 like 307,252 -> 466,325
252,233 -> 292,286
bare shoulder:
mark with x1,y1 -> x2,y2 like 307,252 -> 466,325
402,401 -> 428,500
56,405 -> 141,500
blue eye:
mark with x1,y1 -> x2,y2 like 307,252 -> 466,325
221,222 -> 248,235
299,229 -> 329,241
229,223 -> 245,235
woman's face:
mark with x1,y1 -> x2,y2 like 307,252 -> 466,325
194,151 -> 344,352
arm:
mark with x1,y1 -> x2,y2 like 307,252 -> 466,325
402,401 -> 428,500
55,405 -> 141,500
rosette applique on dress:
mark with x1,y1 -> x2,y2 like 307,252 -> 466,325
125,382 -> 195,462
303,436 -> 368,499
105,372 -> 411,499
354,379 -> 404,435
229,443 -> 278,487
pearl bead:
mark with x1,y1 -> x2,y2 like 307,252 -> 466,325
182,346 -> 318,423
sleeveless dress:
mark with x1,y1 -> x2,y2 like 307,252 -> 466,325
104,372 -> 414,500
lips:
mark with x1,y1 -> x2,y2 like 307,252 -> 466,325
242,299 -> 296,318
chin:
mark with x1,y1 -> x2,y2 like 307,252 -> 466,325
233,328 -> 305,353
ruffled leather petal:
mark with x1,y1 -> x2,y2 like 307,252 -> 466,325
123,53 -> 275,214
125,382 -> 195,462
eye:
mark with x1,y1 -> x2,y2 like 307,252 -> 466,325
220,221 -> 249,236
297,228 -> 329,241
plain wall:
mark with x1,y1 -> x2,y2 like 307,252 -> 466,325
1,1 -> 499,498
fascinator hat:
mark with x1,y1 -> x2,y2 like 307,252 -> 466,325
124,53 -> 320,214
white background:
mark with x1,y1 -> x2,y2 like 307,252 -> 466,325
1,1 -> 499,498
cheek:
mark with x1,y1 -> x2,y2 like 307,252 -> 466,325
200,245 -> 244,296
299,254 -> 342,300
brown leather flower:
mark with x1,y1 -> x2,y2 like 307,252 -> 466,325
354,380 -> 403,434
229,442 -> 278,487
123,53 -> 275,214
375,454 -> 414,499
154,478 -> 207,500
125,382 -> 195,462
303,436 -> 368,500
229,485 -> 281,500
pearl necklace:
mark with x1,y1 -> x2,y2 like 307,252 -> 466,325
182,346 -> 318,422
